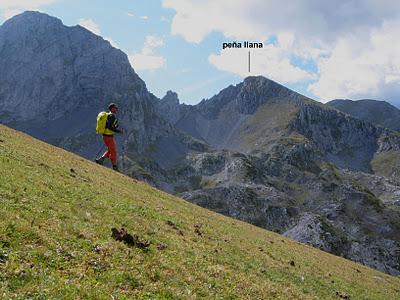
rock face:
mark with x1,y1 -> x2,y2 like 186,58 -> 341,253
0,11 -> 144,123
0,11 -> 205,182
327,99 -> 400,132
1,12 -> 400,276
155,91 -> 186,125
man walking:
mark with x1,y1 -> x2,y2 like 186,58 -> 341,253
95,103 -> 124,171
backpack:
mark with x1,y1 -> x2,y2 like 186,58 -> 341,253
96,111 -> 111,134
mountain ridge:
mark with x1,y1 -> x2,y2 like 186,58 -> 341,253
327,98 -> 400,132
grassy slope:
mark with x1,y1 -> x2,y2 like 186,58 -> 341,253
233,99 -> 300,153
372,150 -> 400,179
0,125 -> 399,300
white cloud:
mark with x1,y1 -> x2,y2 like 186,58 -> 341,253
105,37 -> 120,49
143,36 -> 164,50
129,36 -> 166,71
163,0 -> 400,102
0,0 -> 58,19
209,44 -> 315,84
127,12 -> 135,17
78,18 -> 120,49
79,18 -> 101,35
163,0 -> 400,45
309,20 -> 400,102
129,53 -> 166,71
162,0 -> 266,43
140,16 -> 148,20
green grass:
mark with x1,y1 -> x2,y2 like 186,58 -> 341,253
372,150 -> 400,178
0,125 -> 399,299
237,98 -> 300,152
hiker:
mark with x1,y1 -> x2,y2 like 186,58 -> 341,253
95,103 -> 124,171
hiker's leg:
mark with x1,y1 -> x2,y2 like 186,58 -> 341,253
102,136 -> 113,160
108,137 -> 117,166
101,136 -> 118,170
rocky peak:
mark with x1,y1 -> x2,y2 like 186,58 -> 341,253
195,76 -> 305,119
162,90 -> 180,105
0,11 -> 147,122
1,11 -> 63,30
235,76 -> 303,114
155,91 -> 184,124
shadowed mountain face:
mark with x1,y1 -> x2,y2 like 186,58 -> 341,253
327,99 -> 400,132
1,12 -> 400,275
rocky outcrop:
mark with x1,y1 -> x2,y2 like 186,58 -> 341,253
328,99 -> 400,132
155,91 -> 185,125
290,104 -> 380,172
179,148 -> 400,275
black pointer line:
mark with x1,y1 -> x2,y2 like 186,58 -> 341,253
248,51 -> 251,72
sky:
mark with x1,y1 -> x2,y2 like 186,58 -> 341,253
1,0 -> 400,105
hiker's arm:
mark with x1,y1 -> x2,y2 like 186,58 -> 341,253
108,114 -> 123,133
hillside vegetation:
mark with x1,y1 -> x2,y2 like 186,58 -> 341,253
0,125 -> 399,299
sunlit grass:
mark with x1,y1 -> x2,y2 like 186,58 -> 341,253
1,125 -> 399,299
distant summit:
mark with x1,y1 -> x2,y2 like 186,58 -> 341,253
328,99 -> 400,132
162,90 -> 180,105
155,90 -> 184,124
1,11 -> 63,28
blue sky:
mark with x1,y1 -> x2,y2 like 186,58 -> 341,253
1,0 -> 400,105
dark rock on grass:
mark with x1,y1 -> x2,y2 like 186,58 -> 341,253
157,243 -> 168,250
0,249 -> 8,263
166,220 -> 176,227
93,245 -> 103,254
166,220 -> 184,236
194,224 -> 203,236
336,291 -> 351,299
111,227 -> 150,249
38,162 -> 50,169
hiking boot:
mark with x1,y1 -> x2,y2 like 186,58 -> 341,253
95,157 -> 105,165
113,165 -> 119,172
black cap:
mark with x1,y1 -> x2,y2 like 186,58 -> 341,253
108,103 -> 118,110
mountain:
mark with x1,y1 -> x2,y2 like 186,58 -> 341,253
0,11 -> 206,188
159,77 -> 306,152
327,99 -> 400,132
156,77 -> 400,276
1,12 -> 400,276
1,124 -> 400,298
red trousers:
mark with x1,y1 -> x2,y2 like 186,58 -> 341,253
102,135 -> 117,165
